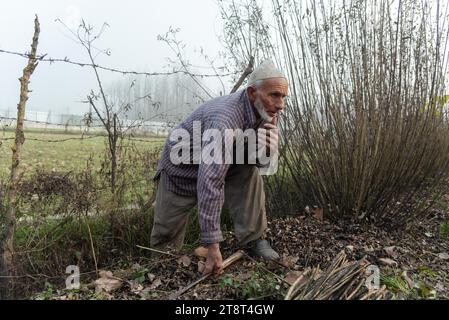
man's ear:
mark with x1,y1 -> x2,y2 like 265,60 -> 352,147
247,86 -> 257,104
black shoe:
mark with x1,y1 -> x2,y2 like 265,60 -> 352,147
247,239 -> 280,260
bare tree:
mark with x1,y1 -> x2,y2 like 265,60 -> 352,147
57,19 -> 133,196
0,16 -> 40,299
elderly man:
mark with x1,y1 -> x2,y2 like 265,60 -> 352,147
151,60 -> 288,276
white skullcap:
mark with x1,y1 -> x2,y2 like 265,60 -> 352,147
247,59 -> 286,86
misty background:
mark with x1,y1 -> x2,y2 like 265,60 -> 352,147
0,0 -> 236,124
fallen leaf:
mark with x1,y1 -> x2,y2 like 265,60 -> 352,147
438,252 -> 449,260
149,278 -> 162,290
194,247 -> 208,258
197,261 -> 205,273
384,246 -> 398,259
284,271 -> 304,285
280,256 -> 299,269
94,270 -> 123,293
177,255 -> 191,267
147,273 -> 156,283
364,246 -> 375,253
99,270 -> 113,278
378,257 -> 398,267
129,280 -> 144,293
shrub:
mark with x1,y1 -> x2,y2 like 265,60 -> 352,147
220,0 -> 449,228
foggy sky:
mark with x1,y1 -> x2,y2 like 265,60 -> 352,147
0,0 -> 227,115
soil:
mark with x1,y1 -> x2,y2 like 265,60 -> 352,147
38,200 -> 449,300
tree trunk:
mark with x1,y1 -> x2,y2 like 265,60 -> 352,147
0,16 -> 40,299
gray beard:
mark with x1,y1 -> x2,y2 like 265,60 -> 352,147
254,97 -> 273,123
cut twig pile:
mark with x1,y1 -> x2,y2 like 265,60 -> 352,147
285,251 -> 391,300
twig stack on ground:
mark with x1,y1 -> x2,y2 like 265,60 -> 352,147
285,251 -> 391,300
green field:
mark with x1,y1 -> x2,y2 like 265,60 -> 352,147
0,129 -> 165,179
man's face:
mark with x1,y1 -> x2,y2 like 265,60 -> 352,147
249,78 -> 289,123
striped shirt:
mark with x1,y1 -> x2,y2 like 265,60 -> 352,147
154,89 -> 260,244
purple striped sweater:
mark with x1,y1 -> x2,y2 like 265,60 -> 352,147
154,89 -> 260,244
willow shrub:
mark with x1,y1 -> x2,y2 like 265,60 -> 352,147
220,0 -> 449,228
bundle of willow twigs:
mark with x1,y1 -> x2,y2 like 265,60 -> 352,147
285,251 -> 390,300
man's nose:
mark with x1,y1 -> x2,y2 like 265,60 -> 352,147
275,101 -> 284,111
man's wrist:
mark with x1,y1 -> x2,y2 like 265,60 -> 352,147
207,243 -> 220,251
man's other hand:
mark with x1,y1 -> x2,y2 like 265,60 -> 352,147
203,243 -> 223,276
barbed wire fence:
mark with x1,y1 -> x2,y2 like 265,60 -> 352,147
0,48 -> 235,144
0,20 -> 240,145
0,111 -> 174,142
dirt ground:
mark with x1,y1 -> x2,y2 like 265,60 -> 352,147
37,195 -> 449,300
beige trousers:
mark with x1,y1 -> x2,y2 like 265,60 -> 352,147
150,165 -> 267,251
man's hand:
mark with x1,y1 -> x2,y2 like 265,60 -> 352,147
258,121 -> 279,155
203,243 -> 223,277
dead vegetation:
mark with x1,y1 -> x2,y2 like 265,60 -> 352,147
285,251 -> 390,300
17,191 -> 448,300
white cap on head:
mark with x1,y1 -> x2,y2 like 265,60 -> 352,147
247,59 -> 286,86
